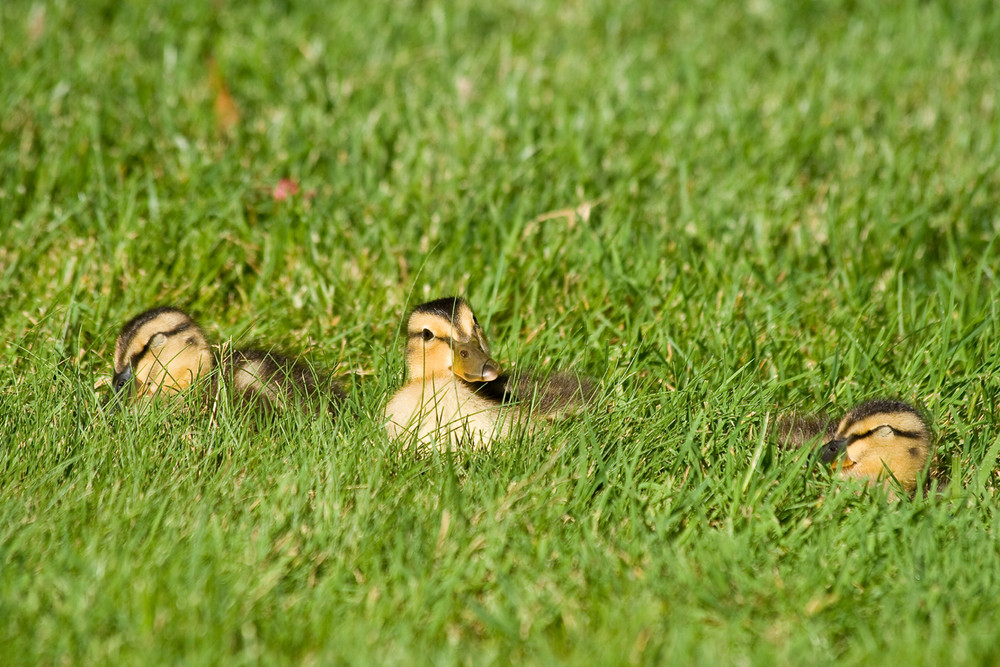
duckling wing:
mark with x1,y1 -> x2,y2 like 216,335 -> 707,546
772,413 -> 835,450
489,369 -> 598,420
224,349 -> 344,414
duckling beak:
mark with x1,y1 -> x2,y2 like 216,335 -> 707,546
821,438 -> 847,464
112,366 -> 133,396
451,341 -> 502,382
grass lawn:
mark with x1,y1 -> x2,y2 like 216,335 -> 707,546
3,0 -> 1000,663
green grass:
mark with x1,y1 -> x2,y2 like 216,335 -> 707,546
3,0 -> 1000,663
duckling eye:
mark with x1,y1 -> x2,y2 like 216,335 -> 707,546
460,350 -> 469,358
421,329 -> 434,342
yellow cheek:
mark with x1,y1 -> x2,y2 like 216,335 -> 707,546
133,364 -> 157,392
135,361 -> 185,395
135,382 -> 158,398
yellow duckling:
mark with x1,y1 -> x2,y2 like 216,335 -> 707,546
820,399 -> 932,494
110,307 -> 342,413
385,296 -> 596,451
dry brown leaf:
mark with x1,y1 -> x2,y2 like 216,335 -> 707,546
208,57 -> 240,135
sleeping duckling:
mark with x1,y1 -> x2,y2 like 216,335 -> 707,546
384,296 -> 596,451
110,307 -> 342,413
820,399 -> 931,494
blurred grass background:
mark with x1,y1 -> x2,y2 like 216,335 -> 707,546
2,0 -> 1000,663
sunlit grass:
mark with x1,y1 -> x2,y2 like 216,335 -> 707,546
2,0 -> 1000,663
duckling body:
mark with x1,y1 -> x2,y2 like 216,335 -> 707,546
504,369 -> 598,420
773,413 -> 835,450
385,373 -> 516,448
111,307 -> 342,413
820,399 -> 931,494
224,348 -> 340,413
385,297 -> 596,451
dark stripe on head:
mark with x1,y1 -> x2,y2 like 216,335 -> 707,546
126,322 -> 193,370
849,426 -> 925,444
117,307 -> 191,352
887,428 -> 924,440
411,297 -> 467,326
408,332 -> 448,343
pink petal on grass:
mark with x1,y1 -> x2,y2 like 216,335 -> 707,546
272,178 -> 301,201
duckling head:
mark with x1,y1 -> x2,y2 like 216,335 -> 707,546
112,307 -> 214,398
820,399 -> 931,493
404,297 -> 501,383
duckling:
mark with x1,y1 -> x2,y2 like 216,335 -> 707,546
385,296 -> 596,451
110,307 -> 342,413
820,399 -> 932,494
